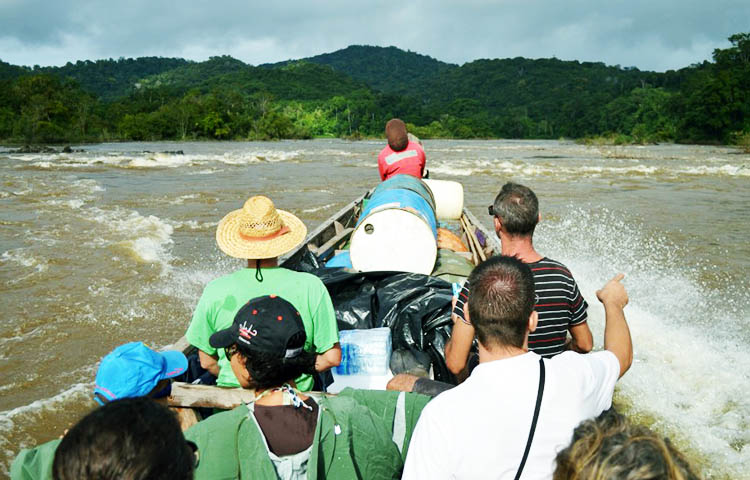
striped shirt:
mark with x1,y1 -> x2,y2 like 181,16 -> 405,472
528,257 -> 588,357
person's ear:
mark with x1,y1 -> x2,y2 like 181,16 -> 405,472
494,216 -> 502,233
528,310 -> 538,333
537,213 -> 542,223
230,352 -> 252,387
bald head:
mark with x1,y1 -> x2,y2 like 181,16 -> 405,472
386,118 -> 408,151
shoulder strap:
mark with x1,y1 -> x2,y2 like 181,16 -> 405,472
514,357 -> 546,480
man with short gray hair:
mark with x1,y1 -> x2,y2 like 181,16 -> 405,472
445,182 -> 593,377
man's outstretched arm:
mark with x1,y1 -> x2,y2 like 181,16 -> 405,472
597,273 -> 632,378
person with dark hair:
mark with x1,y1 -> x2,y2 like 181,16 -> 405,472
377,118 -> 427,181
11,343 -> 188,480
184,295 -> 404,479
554,409 -> 701,480
186,195 -> 340,392
445,182 -> 593,377
52,397 -> 196,480
403,255 -> 632,479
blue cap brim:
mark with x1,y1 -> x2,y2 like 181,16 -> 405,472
159,350 -> 188,378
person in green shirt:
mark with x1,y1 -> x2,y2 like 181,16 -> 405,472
185,294 -> 403,479
186,195 -> 340,391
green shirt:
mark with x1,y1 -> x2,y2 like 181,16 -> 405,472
337,388 -> 431,462
10,438 -> 60,480
184,395 -> 404,480
186,267 -> 338,391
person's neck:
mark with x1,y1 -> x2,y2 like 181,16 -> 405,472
254,381 -> 308,406
478,341 -> 529,363
247,258 -> 278,269
498,233 -> 543,263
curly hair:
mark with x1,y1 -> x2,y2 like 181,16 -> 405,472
236,331 -> 316,390
241,349 -> 317,390
553,409 -> 701,480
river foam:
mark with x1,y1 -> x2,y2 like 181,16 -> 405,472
430,157 -> 750,180
540,207 -> 750,479
0,249 -> 49,286
85,207 -> 175,269
17,149 -> 303,170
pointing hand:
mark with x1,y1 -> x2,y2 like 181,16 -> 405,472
596,273 -> 628,309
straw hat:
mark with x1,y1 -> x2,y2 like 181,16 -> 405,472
216,196 -> 307,259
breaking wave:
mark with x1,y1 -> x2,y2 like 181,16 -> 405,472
17,149 -> 303,170
429,159 -> 750,179
540,207 -> 750,478
85,207 -> 174,268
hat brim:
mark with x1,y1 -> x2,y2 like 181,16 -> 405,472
215,209 -> 307,259
159,350 -> 188,378
209,323 -> 240,349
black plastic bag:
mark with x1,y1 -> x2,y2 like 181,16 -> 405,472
304,268 -> 458,384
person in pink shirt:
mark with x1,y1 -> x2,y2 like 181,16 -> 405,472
377,118 -> 426,181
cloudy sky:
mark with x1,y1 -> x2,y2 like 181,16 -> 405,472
1,1 -> 748,72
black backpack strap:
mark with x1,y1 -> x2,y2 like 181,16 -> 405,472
514,357 -> 546,480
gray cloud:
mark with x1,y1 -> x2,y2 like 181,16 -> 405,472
0,0 -> 747,71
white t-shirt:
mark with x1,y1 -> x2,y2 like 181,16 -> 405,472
402,350 -> 620,480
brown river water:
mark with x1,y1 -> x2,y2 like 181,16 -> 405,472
1,139 -> 749,478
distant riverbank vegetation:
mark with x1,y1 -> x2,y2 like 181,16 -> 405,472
0,33 -> 747,148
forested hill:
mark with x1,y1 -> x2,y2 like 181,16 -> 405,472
134,56 -> 369,100
264,45 -> 457,96
1,57 -> 192,100
0,60 -> 29,82
417,57 -> 671,138
0,33 -> 747,147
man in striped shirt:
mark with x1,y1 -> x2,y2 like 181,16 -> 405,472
527,257 -> 589,357
445,182 -> 592,376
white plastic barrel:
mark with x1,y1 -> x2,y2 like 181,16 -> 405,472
422,179 -> 464,220
351,176 -> 438,275
350,206 -> 438,275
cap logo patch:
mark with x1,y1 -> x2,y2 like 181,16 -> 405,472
238,321 -> 258,344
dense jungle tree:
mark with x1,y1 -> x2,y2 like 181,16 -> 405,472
0,33 -> 747,144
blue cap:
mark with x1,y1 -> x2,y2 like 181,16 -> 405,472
93,342 -> 188,405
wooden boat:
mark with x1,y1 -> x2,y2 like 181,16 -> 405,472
165,184 -> 499,427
